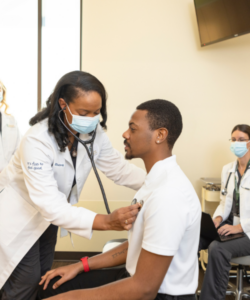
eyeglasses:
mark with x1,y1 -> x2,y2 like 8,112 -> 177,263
229,139 -> 250,142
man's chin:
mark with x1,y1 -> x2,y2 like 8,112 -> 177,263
125,153 -> 134,160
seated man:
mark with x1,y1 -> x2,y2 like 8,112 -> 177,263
39,99 -> 201,300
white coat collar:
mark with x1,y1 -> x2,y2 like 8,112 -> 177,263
55,131 -> 93,169
228,160 -> 237,173
228,160 -> 250,183
1,112 -> 14,128
145,155 -> 177,186
228,159 -> 250,174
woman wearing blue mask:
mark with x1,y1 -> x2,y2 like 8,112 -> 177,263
199,124 -> 250,300
0,80 -> 21,172
0,71 -> 145,300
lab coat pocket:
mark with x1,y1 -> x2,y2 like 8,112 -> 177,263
0,185 -> 38,246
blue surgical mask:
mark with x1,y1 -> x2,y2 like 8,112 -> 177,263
0,91 -> 3,102
230,142 -> 249,158
65,105 -> 100,134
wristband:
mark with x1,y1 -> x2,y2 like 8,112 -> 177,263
80,256 -> 90,272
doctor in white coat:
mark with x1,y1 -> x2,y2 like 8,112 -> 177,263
0,71 -> 145,300
199,124 -> 250,300
0,80 -> 21,171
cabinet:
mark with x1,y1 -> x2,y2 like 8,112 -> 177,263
200,178 -> 221,271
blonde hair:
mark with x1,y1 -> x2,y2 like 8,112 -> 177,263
0,80 -> 10,114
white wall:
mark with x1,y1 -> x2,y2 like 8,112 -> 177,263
56,0 -> 250,252
80,0 -> 250,200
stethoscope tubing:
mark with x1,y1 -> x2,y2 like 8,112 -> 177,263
221,172 -> 232,196
58,109 -> 111,214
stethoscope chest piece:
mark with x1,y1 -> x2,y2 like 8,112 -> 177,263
131,198 -> 137,205
139,200 -> 144,207
221,189 -> 227,196
131,198 -> 144,210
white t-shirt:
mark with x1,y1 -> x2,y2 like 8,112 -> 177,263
126,155 -> 201,295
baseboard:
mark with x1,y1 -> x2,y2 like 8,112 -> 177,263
54,251 -> 101,261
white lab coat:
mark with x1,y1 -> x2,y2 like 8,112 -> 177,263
213,160 -> 250,238
0,112 -> 21,171
0,118 -> 146,288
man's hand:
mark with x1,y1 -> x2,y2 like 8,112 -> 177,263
39,262 -> 83,290
93,203 -> 141,231
213,216 -> 223,228
218,224 -> 243,236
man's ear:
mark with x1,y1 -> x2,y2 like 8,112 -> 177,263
155,128 -> 168,144
58,98 -> 67,110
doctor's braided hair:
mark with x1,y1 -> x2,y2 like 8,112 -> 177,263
29,71 -> 108,152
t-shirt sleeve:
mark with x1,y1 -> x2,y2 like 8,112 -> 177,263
142,189 -> 188,256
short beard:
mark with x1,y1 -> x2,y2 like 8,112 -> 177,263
125,153 -> 134,160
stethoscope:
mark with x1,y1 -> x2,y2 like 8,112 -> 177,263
131,198 -> 144,209
221,166 -> 250,196
221,172 -> 232,196
58,108 -> 111,214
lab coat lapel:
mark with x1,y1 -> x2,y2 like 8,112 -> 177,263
1,113 -> 8,158
76,142 -> 86,170
229,161 -> 237,174
242,168 -> 250,186
60,147 -> 74,198
76,133 -> 90,170
0,116 -> 4,168
61,146 -> 73,168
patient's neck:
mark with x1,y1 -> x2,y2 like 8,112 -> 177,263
143,148 -> 172,174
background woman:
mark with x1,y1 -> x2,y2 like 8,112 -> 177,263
0,71 -> 145,300
0,80 -> 21,171
199,124 -> 250,300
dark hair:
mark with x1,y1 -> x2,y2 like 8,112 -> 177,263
29,71 -> 107,152
136,99 -> 183,149
232,124 -> 250,139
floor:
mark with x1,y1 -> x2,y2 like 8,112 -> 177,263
52,261 -> 250,299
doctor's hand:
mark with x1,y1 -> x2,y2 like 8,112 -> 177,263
217,224 -> 243,236
39,262 -> 83,290
213,216 -> 223,228
93,202 -> 141,231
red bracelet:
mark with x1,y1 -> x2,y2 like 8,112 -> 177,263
80,256 -> 90,272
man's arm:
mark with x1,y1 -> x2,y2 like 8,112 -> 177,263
45,249 -> 173,300
40,241 -> 129,290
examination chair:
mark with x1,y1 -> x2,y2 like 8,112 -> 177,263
197,255 -> 250,300
226,256 -> 250,300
